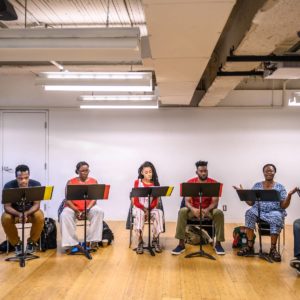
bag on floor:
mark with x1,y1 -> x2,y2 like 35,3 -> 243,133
185,225 -> 212,245
39,217 -> 57,251
0,240 -> 14,253
98,221 -> 114,246
232,226 -> 256,248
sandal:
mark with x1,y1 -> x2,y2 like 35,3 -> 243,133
269,247 -> 281,262
136,241 -> 144,254
237,241 -> 255,257
152,238 -> 162,253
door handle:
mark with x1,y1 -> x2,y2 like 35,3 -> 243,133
2,166 -> 13,173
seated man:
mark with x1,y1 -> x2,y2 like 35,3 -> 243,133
1,165 -> 44,255
60,161 -> 104,251
290,218 -> 300,274
172,160 -> 225,255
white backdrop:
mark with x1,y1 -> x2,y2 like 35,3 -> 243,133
43,107 -> 300,224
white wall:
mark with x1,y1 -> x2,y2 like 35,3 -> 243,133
45,107 -> 300,224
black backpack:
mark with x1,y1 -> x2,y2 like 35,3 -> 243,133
99,221 -> 114,246
39,217 -> 57,251
0,240 -> 14,253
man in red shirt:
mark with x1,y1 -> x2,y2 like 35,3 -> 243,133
172,160 -> 225,255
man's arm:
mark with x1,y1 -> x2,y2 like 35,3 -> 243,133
24,201 -> 40,217
202,197 -> 219,217
4,203 -> 21,217
185,197 -> 200,218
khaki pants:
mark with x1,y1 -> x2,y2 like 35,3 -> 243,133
1,210 -> 44,246
175,207 -> 225,242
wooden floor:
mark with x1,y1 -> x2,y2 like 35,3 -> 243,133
0,222 -> 299,300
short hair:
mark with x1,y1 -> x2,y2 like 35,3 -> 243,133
195,160 -> 208,168
15,164 -> 30,177
75,161 -> 89,174
263,163 -> 277,173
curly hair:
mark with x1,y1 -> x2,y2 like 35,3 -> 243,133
195,160 -> 208,168
138,161 -> 160,186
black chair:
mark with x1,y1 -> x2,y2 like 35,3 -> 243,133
126,194 -> 165,248
257,218 -> 285,253
180,198 -> 215,245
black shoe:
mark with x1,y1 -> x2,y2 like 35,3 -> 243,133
26,241 -> 36,254
290,258 -> 300,274
15,242 -> 22,256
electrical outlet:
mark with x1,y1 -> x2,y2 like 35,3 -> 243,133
222,204 -> 227,211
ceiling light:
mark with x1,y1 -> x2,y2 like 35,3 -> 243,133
37,71 -> 153,92
80,100 -> 159,109
0,28 -> 141,63
79,95 -> 157,101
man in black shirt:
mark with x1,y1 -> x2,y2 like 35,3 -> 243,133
1,165 -> 44,255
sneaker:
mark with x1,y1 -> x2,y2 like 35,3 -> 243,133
290,258 -> 300,273
26,241 -> 36,254
214,243 -> 225,255
15,242 -> 22,256
171,245 -> 185,255
152,238 -> 162,253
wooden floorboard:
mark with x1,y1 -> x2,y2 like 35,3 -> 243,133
0,222 -> 299,300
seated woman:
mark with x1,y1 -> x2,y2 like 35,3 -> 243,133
235,163 -> 297,262
60,161 -> 104,251
132,161 -> 164,254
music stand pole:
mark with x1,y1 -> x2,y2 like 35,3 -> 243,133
185,190 -> 216,260
256,194 -> 273,263
145,192 -> 155,256
6,194 -> 39,267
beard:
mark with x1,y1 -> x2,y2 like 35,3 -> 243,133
198,175 -> 208,181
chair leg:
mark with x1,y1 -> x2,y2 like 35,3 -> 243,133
129,224 -> 133,248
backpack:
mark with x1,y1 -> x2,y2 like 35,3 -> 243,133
185,225 -> 213,245
98,221 -> 114,246
232,226 -> 256,248
0,240 -> 14,253
39,217 -> 57,251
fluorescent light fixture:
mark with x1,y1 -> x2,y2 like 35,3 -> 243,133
79,95 -> 157,101
80,100 -> 159,109
288,92 -> 300,106
0,28 -> 141,63
37,71 -> 153,92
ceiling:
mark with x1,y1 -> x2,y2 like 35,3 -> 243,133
0,0 -> 300,108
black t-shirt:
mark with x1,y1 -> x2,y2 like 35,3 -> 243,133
4,179 -> 41,212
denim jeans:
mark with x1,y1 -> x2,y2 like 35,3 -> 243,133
294,219 -> 300,258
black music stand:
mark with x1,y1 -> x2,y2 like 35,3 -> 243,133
236,189 -> 281,263
131,186 -> 173,256
2,186 -> 54,268
181,182 -> 222,260
66,184 -> 110,260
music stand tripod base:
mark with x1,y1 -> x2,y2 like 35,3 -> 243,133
6,253 -> 39,267
185,249 -> 216,260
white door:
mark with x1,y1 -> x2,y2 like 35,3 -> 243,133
1,111 -> 48,211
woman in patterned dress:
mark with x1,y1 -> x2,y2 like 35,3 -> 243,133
235,163 -> 298,262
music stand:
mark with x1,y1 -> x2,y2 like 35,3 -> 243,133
236,189 -> 281,263
181,182 -> 222,260
131,186 -> 173,256
66,184 -> 110,260
2,186 -> 54,268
